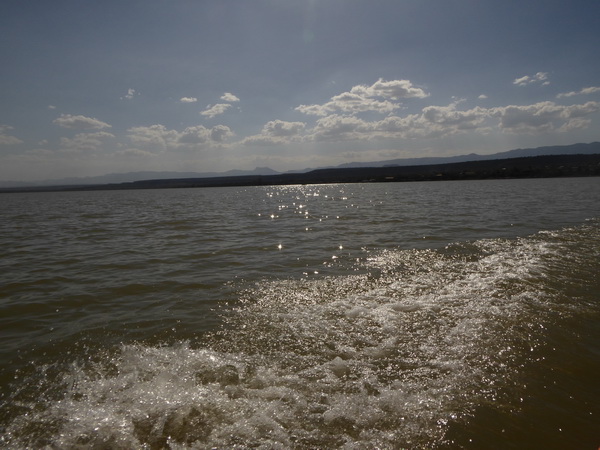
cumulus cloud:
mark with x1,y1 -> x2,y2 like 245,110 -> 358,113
53,114 -> 111,130
310,115 -> 373,141
210,125 -> 234,142
296,93 -> 398,116
293,77 -> 595,142
201,103 -> 231,118
557,86 -> 600,98
478,94 -> 488,99
422,102 -> 488,129
127,123 -> 233,152
304,98 -> 492,142
296,78 -> 428,116
178,125 -> 233,145
127,124 -> 178,151
513,72 -> 549,86
59,131 -> 115,152
180,97 -> 198,103
491,101 -> 599,133
242,120 -> 306,146
221,92 -> 240,102
0,125 -> 23,145
262,120 -> 306,137
492,104 -> 554,133
350,78 -> 429,100
177,126 -> 212,145
302,99 -> 599,142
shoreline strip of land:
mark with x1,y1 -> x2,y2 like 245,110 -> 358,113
2,153 -> 599,194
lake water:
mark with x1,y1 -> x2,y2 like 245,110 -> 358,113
1,177 -> 599,449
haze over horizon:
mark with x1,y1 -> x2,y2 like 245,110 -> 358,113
1,0 -> 599,182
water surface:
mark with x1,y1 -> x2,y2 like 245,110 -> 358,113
1,178 -> 599,448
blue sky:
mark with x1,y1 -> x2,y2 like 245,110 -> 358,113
1,0 -> 599,181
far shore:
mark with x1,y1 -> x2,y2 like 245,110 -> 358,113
2,153 -> 599,194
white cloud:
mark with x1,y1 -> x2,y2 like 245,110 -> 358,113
556,91 -> 577,99
127,124 -> 178,151
296,93 -> 398,116
200,103 -> 231,118
294,104 -> 330,116
296,78 -> 428,116
513,75 -> 531,86
334,92 -> 399,114
221,92 -> 240,102
180,97 -> 198,103
350,78 -> 429,100
581,86 -> 600,95
491,101 -> 599,133
422,102 -> 488,129
59,131 -> 115,152
210,125 -> 234,142
296,79 -> 591,143
303,99 -> 599,141
178,125 -> 233,145
177,126 -> 212,145
262,120 -> 306,137
127,123 -> 233,152
304,99 -> 491,142
53,114 -> 111,130
478,94 -> 488,99
557,86 -> 600,98
48,105 -> 56,110
294,77 -> 598,141
122,88 -> 137,100
493,104 -> 555,133
242,120 -> 305,146
310,115 -> 372,141
0,125 -> 23,145
513,72 -> 549,86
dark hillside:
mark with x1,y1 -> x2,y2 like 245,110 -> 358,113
124,153 -> 600,189
2,154 -> 599,193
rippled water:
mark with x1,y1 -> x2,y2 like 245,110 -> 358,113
1,178 -> 599,448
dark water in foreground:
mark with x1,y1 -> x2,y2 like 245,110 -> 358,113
1,178 -> 599,449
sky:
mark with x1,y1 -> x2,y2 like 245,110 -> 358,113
1,0 -> 600,182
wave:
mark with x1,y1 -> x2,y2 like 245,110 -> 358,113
2,221 -> 599,448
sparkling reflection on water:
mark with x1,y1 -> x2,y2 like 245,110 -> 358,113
1,178 -> 599,448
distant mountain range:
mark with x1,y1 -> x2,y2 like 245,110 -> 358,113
0,167 -> 281,188
334,141 -> 600,168
2,142 -> 599,188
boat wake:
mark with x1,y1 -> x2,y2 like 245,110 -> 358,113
2,222 -> 599,448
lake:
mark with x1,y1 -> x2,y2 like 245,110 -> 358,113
1,177 -> 599,448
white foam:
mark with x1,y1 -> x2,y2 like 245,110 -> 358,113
3,229 -> 594,448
